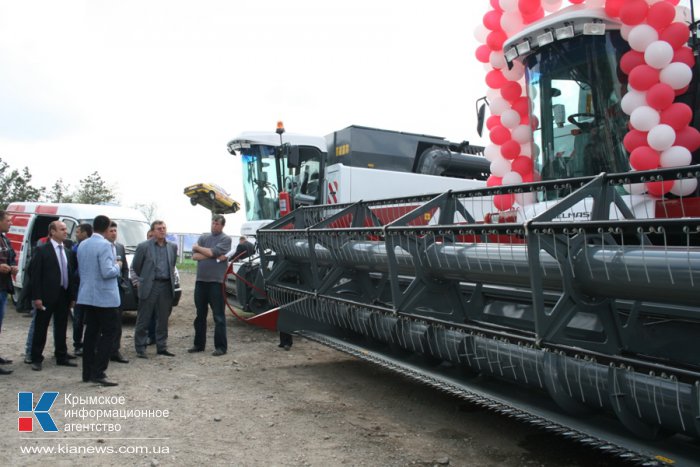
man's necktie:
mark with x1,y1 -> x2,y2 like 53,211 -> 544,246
58,245 -> 68,290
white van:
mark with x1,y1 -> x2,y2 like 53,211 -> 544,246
5,202 -> 149,310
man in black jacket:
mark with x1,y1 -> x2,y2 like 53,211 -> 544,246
0,210 -> 18,374
30,221 -> 77,371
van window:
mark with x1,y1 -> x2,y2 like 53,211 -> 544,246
80,218 -> 149,251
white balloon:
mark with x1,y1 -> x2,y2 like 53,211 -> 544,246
512,124 -> 533,143
620,24 -> 633,41
490,51 -> 507,69
499,0 -> 518,11
520,143 -> 533,157
644,41 -> 674,69
490,97 -> 511,116
484,144 -> 502,162
474,24 -> 489,43
659,146 -> 692,167
501,11 -> 524,36
531,143 -> 541,159
628,25 -> 659,52
543,0 -> 563,13
500,109 -> 521,129
502,170 -> 523,186
660,62 -> 693,90
502,61 -> 525,81
647,124 -> 676,151
515,192 -> 537,206
670,178 -> 698,196
486,87 -> 500,101
630,106 -> 660,131
624,183 -> 647,195
621,89 -> 647,114
490,157 -> 512,177
528,85 -> 537,100
674,6 -> 691,24
585,0 -> 605,7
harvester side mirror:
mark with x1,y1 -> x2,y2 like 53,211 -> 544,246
286,145 -> 300,169
476,97 -> 488,138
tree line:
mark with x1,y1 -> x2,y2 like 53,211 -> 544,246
0,157 -> 118,210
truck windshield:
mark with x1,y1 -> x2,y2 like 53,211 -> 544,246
240,144 -> 286,221
525,31 -> 631,184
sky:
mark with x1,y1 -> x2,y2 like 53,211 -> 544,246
0,0 -> 494,234
1,1 -> 696,233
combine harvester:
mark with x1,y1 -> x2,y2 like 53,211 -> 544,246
233,1 -> 700,464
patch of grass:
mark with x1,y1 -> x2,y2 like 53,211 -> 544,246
177,258 -> 198,273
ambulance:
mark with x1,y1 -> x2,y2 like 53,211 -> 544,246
4,202 -> 149,310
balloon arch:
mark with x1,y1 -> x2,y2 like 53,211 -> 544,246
474,0 -> 700,210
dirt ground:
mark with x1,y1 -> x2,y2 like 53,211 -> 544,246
0,272 -> 616,466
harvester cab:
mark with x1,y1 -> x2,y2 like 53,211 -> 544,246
227,128 -> 327,237
511,8 -> 635,183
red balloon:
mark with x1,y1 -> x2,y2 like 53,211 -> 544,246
629,146 -> 660,171
623,130 -> 648,153
490,0 -> 503,10
521,172 -> 534,183
511,96 -> 530,116
530,115 -> 539,131
486,69 -> 507,89
487,30 -> 507,51
673,47 -> 696,68
511,156 -> 533,176
483,10 -> 503,31
486,115 -> 501,131
647,2 -> 676,31
487,175 -> 503,187
569,0 -> 584,4
500,81 -> 522,102
518,0 -> 540,15
675,127 -> 700,152
493,193 -> 515,211
646,180 -> 673,197
604,0 -> 623,18
620,50 -> 645,75
619,0 -> 649,26
660,23 -> 690,50
628,65 -> 660,91
660,103 -> 693,131
501,140 -> 521,160
476,45 -> 491,63
675,85 -> 690,97
522,7 -> 544,25
645,83 -> 675,110
490,125 -> 511,145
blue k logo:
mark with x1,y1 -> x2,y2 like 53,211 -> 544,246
18,392 -> 59,432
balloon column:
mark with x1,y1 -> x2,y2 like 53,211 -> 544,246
474,0 -> 699,211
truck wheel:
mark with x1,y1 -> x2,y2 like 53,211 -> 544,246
190,197 -> 199,206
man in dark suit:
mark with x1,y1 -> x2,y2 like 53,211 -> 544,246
107,221 -> 130,364
232,236 -> 255,260
132,220 -> 178,358
30,220 -> 78,371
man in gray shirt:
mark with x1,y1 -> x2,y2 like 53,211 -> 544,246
188,215 -> 232,356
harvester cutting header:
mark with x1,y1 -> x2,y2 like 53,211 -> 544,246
228,1 -> 700,464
